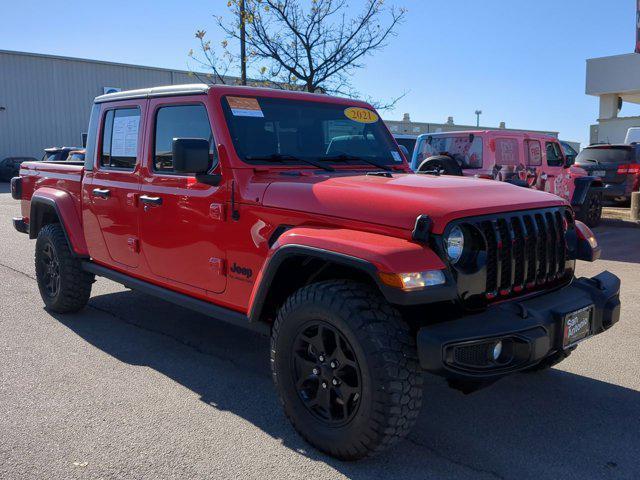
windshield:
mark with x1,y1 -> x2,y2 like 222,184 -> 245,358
222,96 -> 403,167
576,147 -> 633,165
413,134 -> 483,170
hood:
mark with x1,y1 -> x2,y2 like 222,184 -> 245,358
262,173 -> 566,234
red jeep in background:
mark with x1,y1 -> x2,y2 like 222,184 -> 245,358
410,131 -> 603,227
11,84 -> 620,460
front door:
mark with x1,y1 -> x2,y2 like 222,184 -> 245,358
542,141 -> 571,200
138,98 -> 227,294
86,102 -> 145,268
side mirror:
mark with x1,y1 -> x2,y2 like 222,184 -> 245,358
564,154 -> 575,167
398,145 -> 409,158
172,138 -> 211,174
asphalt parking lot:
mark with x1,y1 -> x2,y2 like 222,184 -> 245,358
1,182 -> 639,480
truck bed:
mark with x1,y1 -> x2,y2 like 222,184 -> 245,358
18,160 -> 85,225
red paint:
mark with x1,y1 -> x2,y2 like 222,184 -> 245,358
17,85 -> 570,315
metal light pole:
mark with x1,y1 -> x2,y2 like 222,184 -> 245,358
240,0 -> 247,86
475,110 -> 482,127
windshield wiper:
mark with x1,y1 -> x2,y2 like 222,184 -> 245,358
245,153 -> 334,172
323,153 -> 391,171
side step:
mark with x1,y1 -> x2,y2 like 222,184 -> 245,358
81,262 -> 269,335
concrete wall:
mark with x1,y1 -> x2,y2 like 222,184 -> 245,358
0,50 -> 218,160
590,116 -> 640,144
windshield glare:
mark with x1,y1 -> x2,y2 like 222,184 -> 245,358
222,96 -> 403,167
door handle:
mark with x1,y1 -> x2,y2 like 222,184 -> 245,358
140,195 -> 163,206
92,188 -> 110,198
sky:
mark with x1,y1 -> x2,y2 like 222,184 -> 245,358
1,0 -> 637,147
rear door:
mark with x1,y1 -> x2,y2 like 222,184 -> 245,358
138,98 -> 227,294
85,101 -> 145,268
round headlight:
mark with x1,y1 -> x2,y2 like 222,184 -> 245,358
446,225 -> 465,264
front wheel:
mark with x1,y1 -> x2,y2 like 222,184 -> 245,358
271,280 -> 423,460
576,189 -> 603,228
35,223 -> 94,313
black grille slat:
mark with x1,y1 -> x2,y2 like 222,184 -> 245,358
454,208 -> 570,303
545,212 -> 558,279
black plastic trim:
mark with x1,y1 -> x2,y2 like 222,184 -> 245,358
81,262 -> 268,334
10,176 -> 22,200
28,196 -> 85,259
12,217 -> 28,234
416,270 -> 621,380
571,176 -> 603,206
248,244 -> 457,322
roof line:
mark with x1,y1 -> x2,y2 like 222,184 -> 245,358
0,48 -> 229,79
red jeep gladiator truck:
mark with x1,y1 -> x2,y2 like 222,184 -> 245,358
11,84 -> 620,460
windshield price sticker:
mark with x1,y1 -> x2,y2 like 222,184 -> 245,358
344,107 -> 379,124
227,96 -> 264,117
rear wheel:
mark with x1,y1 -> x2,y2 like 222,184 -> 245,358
576,189 -> 602,228
271,280 -> 423,460
35,224 -> 93,313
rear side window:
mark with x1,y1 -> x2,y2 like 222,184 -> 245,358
415,135 -> 483,169
545,142 -> 563,167
525,140 -> 542,166
100,107 -> 141,170
153,104 -> 215,173
494,138 -> 519,165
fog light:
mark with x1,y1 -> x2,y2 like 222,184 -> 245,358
491,341 -> 503,361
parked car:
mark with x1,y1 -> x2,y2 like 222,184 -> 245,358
393,134 -> 418,159
0,157 -> 36,181
41,146 -> 80,161
574,144 -> 640,205
66,149 -> 85,162
410,130 -> 603,227
12,84 -> 620,460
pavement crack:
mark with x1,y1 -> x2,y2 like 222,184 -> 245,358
404,435 -> 507,480
0,262 -> 36,280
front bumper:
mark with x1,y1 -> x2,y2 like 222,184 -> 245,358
416,271 -> 621,380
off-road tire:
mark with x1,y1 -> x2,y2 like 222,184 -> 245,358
35,223 -> 93,313
270,280 -> 423,460
418,155 -> 463,176
576,189 -> 602,228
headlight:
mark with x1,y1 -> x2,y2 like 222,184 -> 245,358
446,225 -> 465,264
378,270 -> 446,291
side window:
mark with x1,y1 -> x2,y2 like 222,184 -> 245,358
494,138 -> 519,165
154,104 -> 215,173
546,141 -> 563,167
100,108 -> 140,170
525,140 -> 542,166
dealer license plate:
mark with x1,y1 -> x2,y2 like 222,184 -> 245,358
563,305 -> 593,348
592,170 -> 606,178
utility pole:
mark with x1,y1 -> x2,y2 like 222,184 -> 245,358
475,109 -> 482,127
240,0 -> 247,85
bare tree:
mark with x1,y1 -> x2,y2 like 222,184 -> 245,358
191,0 -> 407,109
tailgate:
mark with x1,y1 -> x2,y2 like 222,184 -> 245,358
575,146 -> 634,185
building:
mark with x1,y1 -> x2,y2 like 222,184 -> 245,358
586,53 -> 640,144
385,113 -> 559,139
0,49 -> 571,161
0,49 -> 229,160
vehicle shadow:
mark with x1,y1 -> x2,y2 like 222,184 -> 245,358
0,182 -> 11,193
55,290 -> 640,480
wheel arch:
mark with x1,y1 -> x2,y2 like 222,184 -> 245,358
247,227 -> 454,324
571,176 -> 603,206
29,189 -> 89,257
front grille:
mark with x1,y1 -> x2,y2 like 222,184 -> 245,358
458,207 -> 571,302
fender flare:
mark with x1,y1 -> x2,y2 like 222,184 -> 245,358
247,227 -> 456,322
571,176 -> 603,207
29,188 -> 89,256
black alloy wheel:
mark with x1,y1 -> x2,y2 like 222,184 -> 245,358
291,321 -> 362,426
